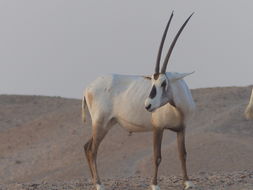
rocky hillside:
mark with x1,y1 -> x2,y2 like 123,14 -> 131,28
0,86 -> 253,189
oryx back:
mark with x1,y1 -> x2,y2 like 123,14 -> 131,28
84,74 -> 153,131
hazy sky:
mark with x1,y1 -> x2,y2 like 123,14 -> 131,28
0,1 -> 252,98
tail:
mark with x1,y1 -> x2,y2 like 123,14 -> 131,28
82,95 -> 87,123
245,88 -> 253,120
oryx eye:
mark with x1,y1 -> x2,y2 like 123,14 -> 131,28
161,81 -> 166,88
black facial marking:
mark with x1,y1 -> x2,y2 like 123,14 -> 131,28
149,85 -> 157,99
145,104 -> 151,110
161,80 -> 167,88
153,73 -> 159,80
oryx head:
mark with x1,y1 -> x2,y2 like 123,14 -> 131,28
145,12 -> 193,112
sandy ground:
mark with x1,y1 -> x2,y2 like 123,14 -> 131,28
0,86 -> 253,189
1,171 -> 253,190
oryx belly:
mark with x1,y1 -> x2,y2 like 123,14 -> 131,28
116,115 -> 153,132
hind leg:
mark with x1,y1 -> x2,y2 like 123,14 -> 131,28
84,119 -> 114,190
84,126 -> 106,189
84,138 -> 94,178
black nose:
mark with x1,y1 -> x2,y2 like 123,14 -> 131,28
145,104 -> 151,110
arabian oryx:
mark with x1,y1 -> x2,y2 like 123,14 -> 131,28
82,12 -> 196,190
245,88 -> 253,120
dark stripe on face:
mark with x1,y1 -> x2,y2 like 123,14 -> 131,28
161,80 -> 166,88
149,85 -> 157,99
153,73 -> 159,80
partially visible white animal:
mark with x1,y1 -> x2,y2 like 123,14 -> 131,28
245,88 -> 253,120
82,12 -> 195,190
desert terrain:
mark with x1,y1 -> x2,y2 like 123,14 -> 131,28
0,86 -> 253,190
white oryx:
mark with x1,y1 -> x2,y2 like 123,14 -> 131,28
245,88 -> 253,120
82,12 -> 196,190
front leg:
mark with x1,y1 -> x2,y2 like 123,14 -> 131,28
151,128 -> 164,190
177,128 -> 194,189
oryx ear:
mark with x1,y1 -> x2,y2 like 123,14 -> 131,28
170,71 -> 195,82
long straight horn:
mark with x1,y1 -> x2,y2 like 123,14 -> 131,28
154,11 -> 174,74
161,12 -> 194,73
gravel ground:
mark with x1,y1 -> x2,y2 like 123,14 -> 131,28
1,170 -> 252,190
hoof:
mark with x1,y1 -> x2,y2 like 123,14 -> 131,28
150,184 -> 160,190
184,181 -> 194,189
96,184 -> 105,190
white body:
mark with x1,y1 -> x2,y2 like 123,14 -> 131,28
83,13 -> 195,190
84,72 -> 195,132
245,88 -> 253,120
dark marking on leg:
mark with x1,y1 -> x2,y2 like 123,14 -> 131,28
177,127 -> 189,182
84,138 -> 94,178
152,128 -> 164,185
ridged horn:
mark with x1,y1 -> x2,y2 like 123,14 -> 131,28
154,11 -> 174,74
161,12 -> 194,73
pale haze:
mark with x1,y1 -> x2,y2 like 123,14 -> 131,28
0,0 -> 252,98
